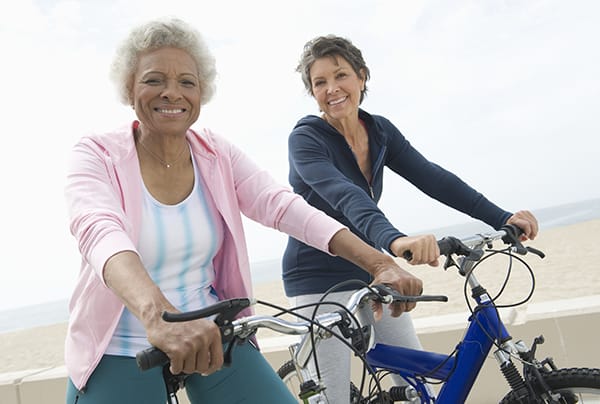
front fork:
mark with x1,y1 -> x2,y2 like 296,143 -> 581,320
494,339 -> 532,398
495,335 -> 563,402
287,309 -> 374,404
287,341 -> 330,404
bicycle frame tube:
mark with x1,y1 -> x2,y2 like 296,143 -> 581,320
366,296 -> 512,403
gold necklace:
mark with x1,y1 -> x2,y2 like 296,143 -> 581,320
138,138 -> 188,168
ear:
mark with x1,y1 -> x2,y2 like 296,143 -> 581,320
126,80 -> 135,108
359,68 -> 367,90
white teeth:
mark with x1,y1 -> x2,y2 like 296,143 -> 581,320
329,97 -> 347,105
157,108 -> 184,114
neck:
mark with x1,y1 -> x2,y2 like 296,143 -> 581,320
323,114 -> 363,144
134,124 -> 189,169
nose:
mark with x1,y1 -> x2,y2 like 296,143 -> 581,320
325,80 -> 340,95
161,79 -> 182,101
326,85 -> 339,95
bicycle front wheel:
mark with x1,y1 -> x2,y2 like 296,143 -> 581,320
500,367 -> 600,403
277,360 -> 364,403
277,360 -> 304,403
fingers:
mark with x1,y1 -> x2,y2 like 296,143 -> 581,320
427,258 -> 440,268
207,339 -> 224,373
372,298 -> 416,319
165,320 -> 223,375
390,283 -> 421,316
372,266 -> 423,318
186,339 -> 223,375
507,210 -> 539,240
393,234 -> 440,266
169,354 -> 185,375
371,301 -> 383,322
389,300 -> 416,317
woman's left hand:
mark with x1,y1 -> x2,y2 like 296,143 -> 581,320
370,264 -> 423,320
506,210 -> 539,240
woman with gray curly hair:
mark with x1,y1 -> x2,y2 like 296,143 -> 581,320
64,18 -> 424,403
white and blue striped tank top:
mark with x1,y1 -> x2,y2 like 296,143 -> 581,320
106,152 -> 224,357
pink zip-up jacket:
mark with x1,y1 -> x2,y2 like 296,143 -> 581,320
64,121 -> 346,390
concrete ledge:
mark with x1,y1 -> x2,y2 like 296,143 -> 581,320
259,295 -> 600,353
414,294 -> 600,333
2,296 -> 599,404
0,367 -> 57,404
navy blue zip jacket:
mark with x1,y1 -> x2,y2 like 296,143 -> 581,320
282,109 -> 512,297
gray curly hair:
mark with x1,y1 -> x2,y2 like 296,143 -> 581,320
296,35 -> 370,104
109,17 -> 217,106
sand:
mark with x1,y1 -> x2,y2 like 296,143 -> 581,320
1,219 -> 599,375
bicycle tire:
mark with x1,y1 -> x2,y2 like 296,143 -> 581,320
499,367 -> 600,404
277,359 -> 364,403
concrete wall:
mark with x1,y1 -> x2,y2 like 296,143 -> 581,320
2,296 -> 598,403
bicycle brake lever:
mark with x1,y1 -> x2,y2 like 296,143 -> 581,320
501,224 -> 546,258
214,298 -> 254,343
223,338 -> 237,367
371,284 -> 448,303
213,299 -> 255,367
162,298 -> 254,323
371,284 -> 398,300
161,298 -> 254,343
501,224 -> 528,254
526,246 -> 545,259
443,255 -> 458,270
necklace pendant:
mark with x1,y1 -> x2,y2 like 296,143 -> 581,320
166,164 -> 171,168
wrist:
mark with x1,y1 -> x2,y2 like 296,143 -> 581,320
135,288 -> 175,329
367,255 -> 400,278
390,236 -> 406,257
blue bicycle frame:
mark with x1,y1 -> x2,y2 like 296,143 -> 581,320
366,289 -> 509,403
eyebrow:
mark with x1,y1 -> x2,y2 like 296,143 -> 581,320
311,65 -> 347,82
140,71 -> 198,79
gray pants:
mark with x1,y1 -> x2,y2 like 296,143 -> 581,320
292,290 -> 423,404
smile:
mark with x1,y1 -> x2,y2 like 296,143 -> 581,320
328,96 -> 347,106
155,108 -> 185,114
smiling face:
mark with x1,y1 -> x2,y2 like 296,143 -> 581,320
130,47 -> 202,136
309,55 -> 365,122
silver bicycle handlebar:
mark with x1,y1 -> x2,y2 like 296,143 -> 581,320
137,226 -> 534,372
230,287 -> 381,339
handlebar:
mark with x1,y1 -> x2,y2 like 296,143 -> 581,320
135,284 -> 448,371
137,224 -> 545,372
403,224 -> 545,263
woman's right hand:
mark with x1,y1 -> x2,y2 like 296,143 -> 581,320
390,234 -> 440,267
104,251 -> 224,375
145,314 -> 224,375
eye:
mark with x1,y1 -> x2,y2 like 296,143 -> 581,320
312,79 -> 325,88
181,79 -> 197,87
142,78 -> 162,85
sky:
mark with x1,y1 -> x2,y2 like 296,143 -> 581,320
0,0 -> 599,311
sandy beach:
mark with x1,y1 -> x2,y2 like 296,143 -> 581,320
1,219 -> 599,375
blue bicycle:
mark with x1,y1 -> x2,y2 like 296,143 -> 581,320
276,225 -> 600,403
137,225 -> 600,403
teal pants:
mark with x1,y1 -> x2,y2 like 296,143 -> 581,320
66,343 -> 297,403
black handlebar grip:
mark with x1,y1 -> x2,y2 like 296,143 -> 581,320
373,283 -> 448,303
437,237 -> 457,256
402,237 -> 459,261
136,346 -> 169,371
